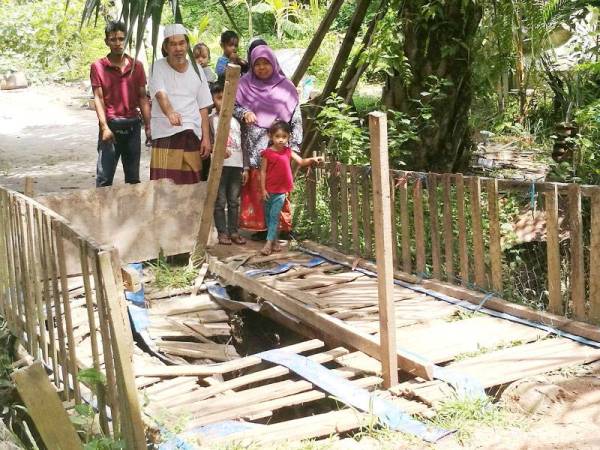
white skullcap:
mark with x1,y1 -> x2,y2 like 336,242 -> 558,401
163,23 -> 188,39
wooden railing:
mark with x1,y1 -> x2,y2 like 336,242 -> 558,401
302,164 -> 600,325
0,187 -> 145,449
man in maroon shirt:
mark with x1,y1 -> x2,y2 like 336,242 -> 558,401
90,21 -> 151,187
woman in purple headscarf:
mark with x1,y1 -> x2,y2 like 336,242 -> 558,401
233,44 -> 301,235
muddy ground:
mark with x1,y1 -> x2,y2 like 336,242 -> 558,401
1,84 -> 600,450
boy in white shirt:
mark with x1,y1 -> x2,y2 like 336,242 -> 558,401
210,83 -> 248,245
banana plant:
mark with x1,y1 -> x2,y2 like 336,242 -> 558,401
251,0 -> 300,39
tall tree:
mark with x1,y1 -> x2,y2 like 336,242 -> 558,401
382,0 -> 483,172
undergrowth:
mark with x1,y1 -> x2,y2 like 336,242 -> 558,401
429,395 -> 514,444
147,257 -> 196,290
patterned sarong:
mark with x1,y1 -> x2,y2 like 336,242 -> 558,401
239,168 -> 292,232
150,130 -> 204,184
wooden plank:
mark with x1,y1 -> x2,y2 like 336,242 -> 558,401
455,174 -> 469,286
23,176 -> 34,198
12,362 -> 83,450
208,257 -> 434,380
329,165 -> 339,246
486,178 -> 503,293
40,214 -> 59,386
545,186 -> 563,315
186,376 -> 381,428
427,174 -> 441,279
135,340 -> 324,377
349,166 -> 361,255
590,191 -> 600,323
389,174 -> 398,267
398,173 -> 411,274
449,338 -> 600,388
54,225 -> 81,403
98,250 -> 146,450
339,164 -> 349,251
368,111 -> 398,388
361,168 -> 372,259
48,220 -> 70,399
305,165 -> 316,231
91,251 -> 120,434
470,177 -> 486,288
413,178 -> 425,275
420,278 -> 600,343
568,184 -> 586,320
301,240 -> 418,284
78,240 -> 108,433
19,201 -> 38,358
31,207 -> 48,362
191,64 -> 241,263
442,174 -> 454,282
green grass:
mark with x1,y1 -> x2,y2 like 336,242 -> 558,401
148,257 -> 197,290
428,395 -> 514,444
453,339 -> 525,362
444,309 -> 485,322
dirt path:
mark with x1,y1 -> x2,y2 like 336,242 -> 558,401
0,84 -> 150,194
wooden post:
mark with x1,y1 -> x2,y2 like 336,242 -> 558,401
442,174 -> 454,282
398,172 -> 411,274
427,174 -> 441,279
339,164 -> 349,251
455,174 -> 469,286
368,112 -> 398,388
291,0 -> 345,86
545,186 -> 562,315
98,250 -> 146,450
329,165 -> 340,247
590,191 -> 600,323
23,177 -> 34,197
568,184 -> 585,320
470,177 -> 486,288
486,178 -> 503,293
191,64 -> 241,265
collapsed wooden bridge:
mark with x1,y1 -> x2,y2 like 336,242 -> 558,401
1,113 -> 600,448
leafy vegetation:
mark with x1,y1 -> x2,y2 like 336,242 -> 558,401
0,0 -> 106,81
148,256 -> 197,290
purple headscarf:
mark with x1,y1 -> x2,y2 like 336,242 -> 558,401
235,45 -> 299,129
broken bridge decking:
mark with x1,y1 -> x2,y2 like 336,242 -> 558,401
206,243 -> 600,402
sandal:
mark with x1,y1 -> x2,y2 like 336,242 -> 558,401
230,234 -> 246,245
218,234 -> 232,245
260,242 -> 273,256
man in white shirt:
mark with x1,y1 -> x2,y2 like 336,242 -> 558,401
148,23 -> 213,184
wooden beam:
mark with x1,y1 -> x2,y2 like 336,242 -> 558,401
291,0 -> 345,85
455,174 -> 469,286
12,361 -> 83,450
191,64 -> 241,265
368,111 -> 398,388
208,257 -> 434,380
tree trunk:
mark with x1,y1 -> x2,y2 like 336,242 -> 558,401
383,0 -> 483,172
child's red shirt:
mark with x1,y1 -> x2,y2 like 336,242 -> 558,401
261,147 -> 294,194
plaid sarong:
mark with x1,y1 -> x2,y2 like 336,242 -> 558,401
150,130 -> 204,184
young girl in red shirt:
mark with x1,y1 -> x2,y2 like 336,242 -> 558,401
260,120 -> 323,255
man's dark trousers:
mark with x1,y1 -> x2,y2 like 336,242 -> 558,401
96,118 -> 141,187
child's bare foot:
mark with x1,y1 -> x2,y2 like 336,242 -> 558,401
272,241 -> 282,252
218,234 -> 232,245
260,241 -> 273,256
230,234 -> 246,245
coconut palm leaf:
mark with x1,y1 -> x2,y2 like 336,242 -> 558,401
78,0 -> 241,61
